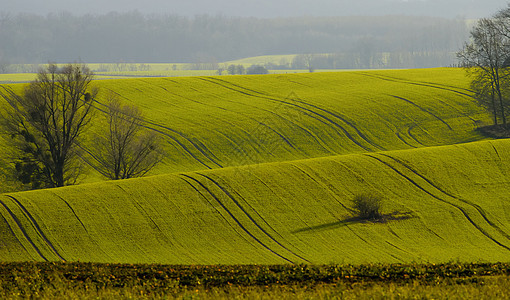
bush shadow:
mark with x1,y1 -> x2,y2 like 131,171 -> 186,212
292,211 -> 415,234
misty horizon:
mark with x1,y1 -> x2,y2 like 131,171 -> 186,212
1,0 -> 509,19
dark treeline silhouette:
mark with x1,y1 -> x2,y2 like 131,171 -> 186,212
0,12 -> 469,68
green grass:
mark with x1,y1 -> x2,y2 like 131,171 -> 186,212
81,68 -> 487,177
1,138 -> 510,264
1,68 -> 506,266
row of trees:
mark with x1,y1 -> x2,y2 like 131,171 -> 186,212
458,5 -> 510,126
0,64 -> 163,190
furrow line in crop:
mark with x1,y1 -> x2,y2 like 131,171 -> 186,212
90,95 -> 221,169
379,153 -> 510,243
390,95 -> 452,130
205,77 -> 384,151
0,202 -> 41,260
385,241 -> 412,256
362,95 -> 422,148
137,78 -> 266,156
179,175 -> 259,252
197,173 -> 311,263
345,225 -> 402,261
149,81 -> 307,156
5,195 -> 66,261
287,163 -> 352,213
209,77 -> 385,151
121,186 -> 165,234
198,77 -> 375,152
488,141 -> 502,161
407,124 -> 426,146
0,198 -> 48,261
51,193 -> 88,233
50,192 -> 113,260
245,171 -> 325,251
200,172 -> 311,261
395,132 -> 417,148
143,181 -> 209,262
358,72 -> 474,97
179,174 -> 295,264
364,154 -> 510,252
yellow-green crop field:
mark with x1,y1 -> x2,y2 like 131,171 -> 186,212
2,68 -> 509,266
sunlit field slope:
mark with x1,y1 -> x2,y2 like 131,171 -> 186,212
81,68 -> 489,176
2,138 -> 510,264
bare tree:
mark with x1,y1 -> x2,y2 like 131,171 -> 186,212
92,94 -> 162,180
0,63 -> 97,189
457,17 -> 510,125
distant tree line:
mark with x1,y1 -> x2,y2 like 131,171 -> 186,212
458,4 -> 510,128
0,12 -> 468,69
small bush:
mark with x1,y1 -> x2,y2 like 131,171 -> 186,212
352,193 -> 383,220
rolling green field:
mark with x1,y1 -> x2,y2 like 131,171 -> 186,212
85,68 -> 488,176
3,67 -> 510,297
1,137 -> 510,264
2,68 -> 509,267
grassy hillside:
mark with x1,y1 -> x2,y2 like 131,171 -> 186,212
2,68 -> 505,265
85,68 -> 488,176
5,68 -> 482,187
2,138 -> 510,264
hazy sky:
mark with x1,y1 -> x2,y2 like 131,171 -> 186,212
1,0 -> 509,18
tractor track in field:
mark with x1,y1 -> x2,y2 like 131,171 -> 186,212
378,153 -> 510,243
179,176 -> 258,249
90,96 -> 222,169
362,95 -> 424,148
140,78 -> 301,153
1,196 -> 65,261
114,184 -> 197,261
345,224 -> 403,261
51,192 -> 113,260
179,174 -> 296,264
360,72 -> 481,126
357,72 -> 474,98
245,171 -> 331,251
287,163 -> 352,213
360,72 -> 480,127
407,124 -> 426,146
196,173 -> 311,264
51,192 -> 88,233
390,95 -> 453,130
199,172 -> 311,260
199,76 -> 382,152
133,79 -> 272,156
364,153 -> 510,252
0,200 -> 45,261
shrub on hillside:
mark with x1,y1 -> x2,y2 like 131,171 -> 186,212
352,193 -> 383,220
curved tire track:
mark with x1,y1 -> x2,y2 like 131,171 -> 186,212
6,195 -> 66,261
364,154 -> 510,252
196,173 -> 311,264
390,95 -> 452,130
358,72 -> 474,98
378,153 -> 510,243
0,198 -> 48,261
180,174 -> 296,264
200,77 -> 382,152
90,95 -> 221,169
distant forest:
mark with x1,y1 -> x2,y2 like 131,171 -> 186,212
0,12 -> 469,70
